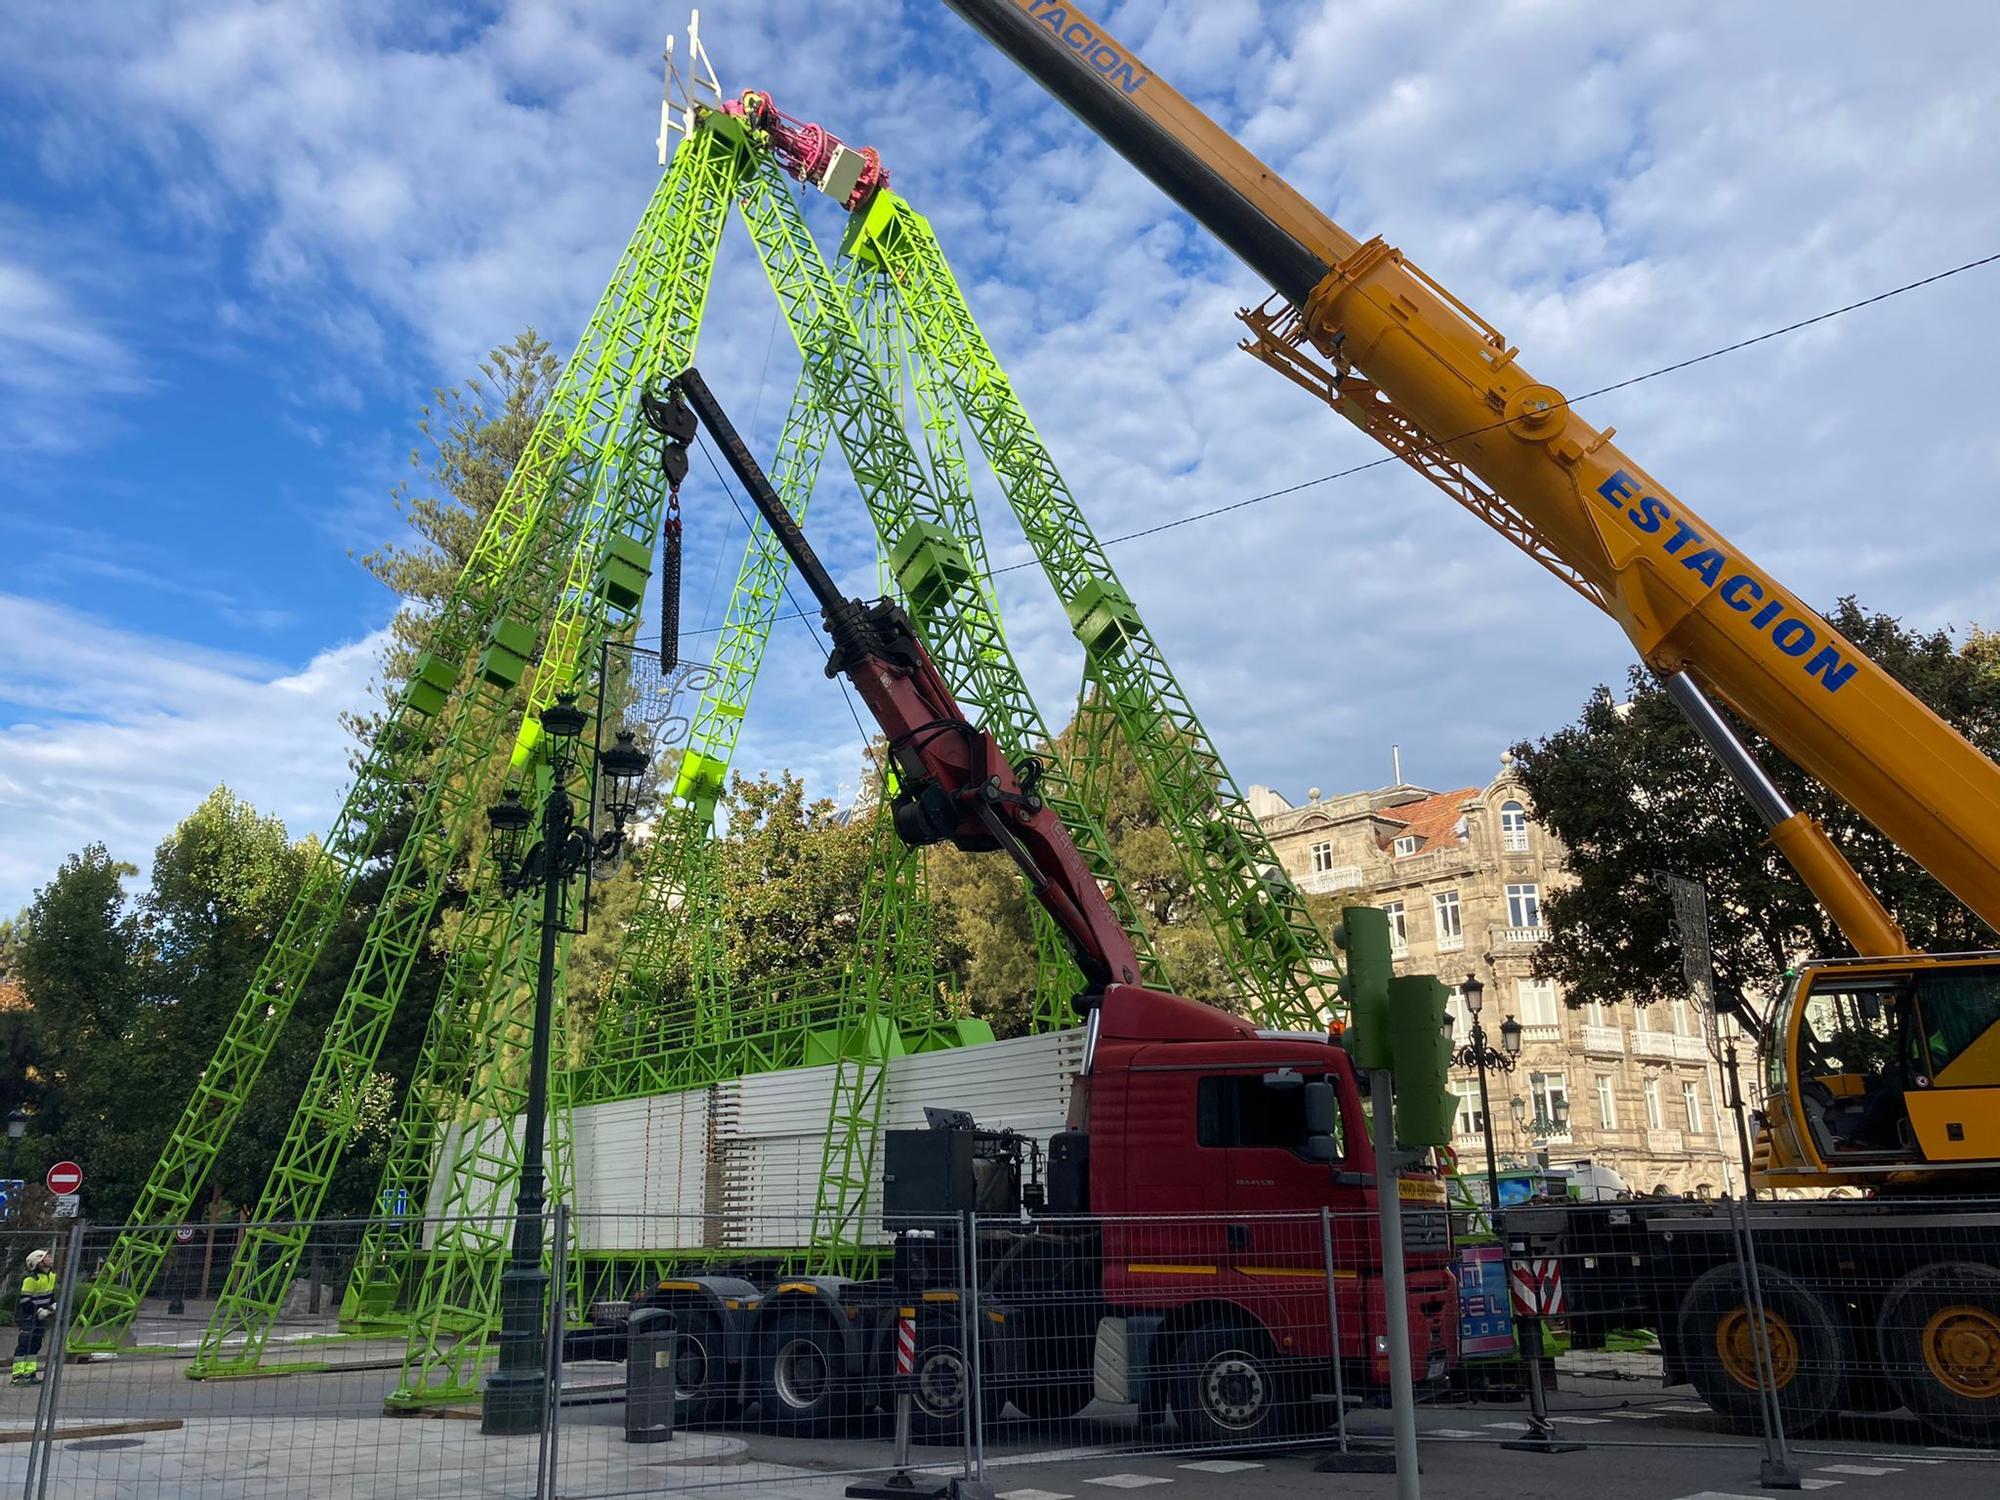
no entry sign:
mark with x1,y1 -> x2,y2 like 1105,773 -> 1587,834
44,1161 -> 83,1196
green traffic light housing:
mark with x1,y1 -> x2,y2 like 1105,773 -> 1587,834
1333,904 -> 1394,1072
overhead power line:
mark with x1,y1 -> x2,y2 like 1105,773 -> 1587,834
679,246 -> 2000,637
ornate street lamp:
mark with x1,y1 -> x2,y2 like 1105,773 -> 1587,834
1446,974 -> 1517,1214
479,692 -> 649,1435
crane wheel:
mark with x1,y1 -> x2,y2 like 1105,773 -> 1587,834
1677,1264 -> 1843,1434
906,1314 -> 1004,1444
1877,1261 -> 2000,1446
669,1309 -> 732,1428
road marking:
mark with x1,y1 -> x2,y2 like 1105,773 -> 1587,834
1086,1478 -> 1172,1490
1672,1491 -> 1782,1500
1178,1462 -> 1263,1474
1427,1428 -> 1485,1438
1615,1411 -> 1663,1419
1660,1403 -> 1712,1413
1000,1490 -> 1073,1500
1482,1420 -> 1531,1430
1548,1415 -> 1611,1425
1798,1481 -> 1843,1491
1815,1466 -> 1903,1477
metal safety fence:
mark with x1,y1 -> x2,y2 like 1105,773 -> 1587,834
5,1198 -> 1996,1497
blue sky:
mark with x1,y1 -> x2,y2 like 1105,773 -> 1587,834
3,0 -> 1998,912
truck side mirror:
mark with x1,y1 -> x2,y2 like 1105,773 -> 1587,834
1304,1134 -> 1339,1164
1304,1080 -> 1337,1135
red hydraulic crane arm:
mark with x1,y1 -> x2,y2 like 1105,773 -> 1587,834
657,368 -> 1142,999
940,0 -> 2000,952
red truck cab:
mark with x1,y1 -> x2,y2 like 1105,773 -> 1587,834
1081,985 -> 1459,1402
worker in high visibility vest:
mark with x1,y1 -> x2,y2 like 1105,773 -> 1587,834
11,1249 -> 56,1385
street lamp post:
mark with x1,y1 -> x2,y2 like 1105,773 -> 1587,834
1517,1073 -> 1573,1166
479,693 -> 649,1436
1444,975 -> 1519,1217
4,1108 -> 25,1221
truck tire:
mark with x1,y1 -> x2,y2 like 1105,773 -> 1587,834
1676,1264 -> 1843,1434
1876,1261 -> 2000,1446
757,1311 -> 851,1435
1171,1323 -> 1293,1445
907,1327 -> 1004,1444
670,1309 -> 732,1428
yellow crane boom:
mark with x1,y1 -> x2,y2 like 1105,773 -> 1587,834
941,0 -> 2000,956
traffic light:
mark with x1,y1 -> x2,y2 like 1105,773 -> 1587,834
1387,974 -> 1454,1148
1333,905 -> 1393,1071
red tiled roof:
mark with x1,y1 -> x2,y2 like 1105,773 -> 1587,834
1376,787 -> 1479,855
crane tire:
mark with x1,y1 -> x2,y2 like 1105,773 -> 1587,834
1677,1263 -> 1844,1434
1877,1261 -> 2000,1446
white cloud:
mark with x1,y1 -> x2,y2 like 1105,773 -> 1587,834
0,257 -> 146,452
0,595 -> 388,914
5,0 -> 1998,860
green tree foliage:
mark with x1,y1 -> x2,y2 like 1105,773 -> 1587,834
1513,599 -> 2000,1019
718,771 -> 874,987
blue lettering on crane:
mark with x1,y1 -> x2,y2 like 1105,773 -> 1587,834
1024,0 -> 1150,94
1595,469 -> 1857,695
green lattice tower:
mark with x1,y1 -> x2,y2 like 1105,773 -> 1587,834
582,364 -> 833,1093
806,803 -> 921,1278
179,121 -> 746,1377
844,189 -> 1341,1030
379,113 -> 751,1408
731,146 -> 1159,992
64,153 -> 730,1356
858,273 -> 1089,1031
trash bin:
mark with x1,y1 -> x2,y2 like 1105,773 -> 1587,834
625,1307 -> 677,1445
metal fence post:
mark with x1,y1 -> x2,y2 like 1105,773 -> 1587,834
538,1204 -> 570,1500
24,1219 -> 86,1500
1314,1206 -> 1394,1474
1727,1195 -> 1801,1490
962,1210 -> 985,1483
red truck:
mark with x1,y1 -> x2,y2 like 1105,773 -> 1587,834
597,373 -> 1458,1443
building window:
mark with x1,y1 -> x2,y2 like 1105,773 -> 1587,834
1644,1079 -> 1664,1130
1595,1074 -> 1617,1129
1682,1081 -> 1703,1133
1671,999 -> 1691,1036
1500,799 -> 1530,853
1633,1005 -> 1651,1032
1433,890 -> 1463,950
1393,834 -> 1420,857
1518,978 -> 1560,1030
1533,1072 -> 1570,1135
1586,1000 -> 1608,1028
1505,882 -> 1542,928
1310,840 -> 1334,873
1383,900 -> 1408,957
1451,1083 -> 1485,1140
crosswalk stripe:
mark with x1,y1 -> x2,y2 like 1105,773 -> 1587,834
1814,1466 -> 1902,1477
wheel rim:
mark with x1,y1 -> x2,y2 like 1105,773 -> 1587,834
1921,1304 -> 2000,1401
914,1348 -> 967,1419
673,1331 -> 712,1401
1199,1348 -> 1268,1430
1716,1307 -> 1798,1391
773,1336 -> 829,1410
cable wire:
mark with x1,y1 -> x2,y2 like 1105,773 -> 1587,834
692,434 -> 876,751
673,245 -> 2000,638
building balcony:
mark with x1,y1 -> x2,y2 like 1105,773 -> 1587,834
1581,1024 -> 1624,1055
1642,1129 -> 1685,1155
1491,924 -> 1549,946
1436,932 -> 1466,954
1296,865 -> 1366,895
1671,1034 -> 1712,1062
1632,1031 -> 1678,1060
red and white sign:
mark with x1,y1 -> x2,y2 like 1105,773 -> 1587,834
895,1311 -> 917,1377
175,1227 -> 197,1244
44,1161 -> 83,1196
1508,1257 -> 1565,1317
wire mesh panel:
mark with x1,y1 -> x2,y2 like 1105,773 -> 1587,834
33,1216 -> 549,1500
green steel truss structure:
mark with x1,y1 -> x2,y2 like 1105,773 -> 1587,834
841,190 -> 1341,1032
74,96 -> 1344,1391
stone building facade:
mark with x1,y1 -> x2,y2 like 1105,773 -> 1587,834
1251,758 -> 1741,1197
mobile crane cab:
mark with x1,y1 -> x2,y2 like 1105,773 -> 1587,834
1760,952 -> 2000,1187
